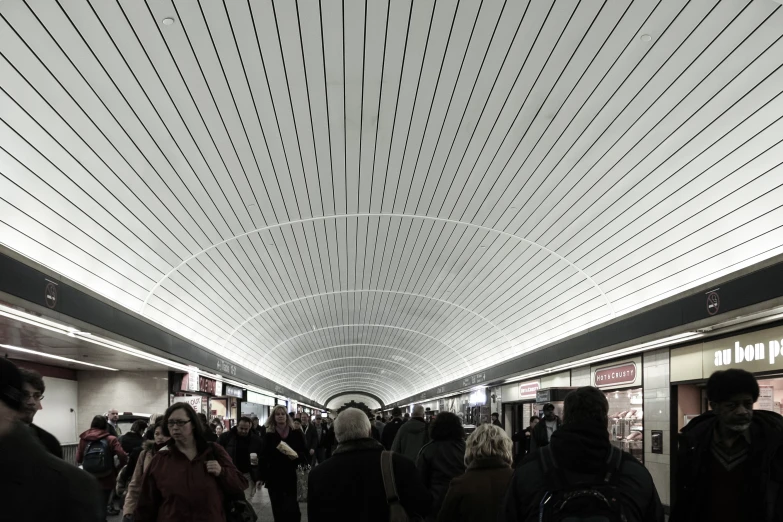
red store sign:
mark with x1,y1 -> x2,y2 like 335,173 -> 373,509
594,362 -> 637,388
518,381 -> 540,398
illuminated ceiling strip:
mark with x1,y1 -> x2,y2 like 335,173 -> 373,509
300,365 -> 417,395
0,343 -> 119,371
140,213 -> 613,322
290,356 -> 430,389
312,379 -> 402,404
257,323 -> 472,373
306,373 -> 408,400
221,289 -> 515,356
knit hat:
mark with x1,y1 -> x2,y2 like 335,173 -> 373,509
0,357 -> 23,411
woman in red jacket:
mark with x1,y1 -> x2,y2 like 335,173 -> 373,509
134,402 -> 248,522
77,414 -> 129,517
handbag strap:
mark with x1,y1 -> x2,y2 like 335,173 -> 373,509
380,450 -> 401,505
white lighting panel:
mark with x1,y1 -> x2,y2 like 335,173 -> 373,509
1,0 -> 783,405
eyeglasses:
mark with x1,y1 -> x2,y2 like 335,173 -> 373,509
167,420 -> 192,428
23,392 -> 44,401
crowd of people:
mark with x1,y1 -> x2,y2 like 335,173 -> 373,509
2,355 -> 783,522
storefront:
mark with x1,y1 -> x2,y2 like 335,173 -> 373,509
500,380 -> 541,441
591,356 -> 644,463
209,383 -> 243,430
242,390 -> 275,426
170,372 -> 242,430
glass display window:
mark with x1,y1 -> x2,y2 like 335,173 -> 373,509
606,387 -> 644,462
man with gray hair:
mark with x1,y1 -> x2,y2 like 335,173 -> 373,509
307,408 -> 430,521
391,404 -> 429,462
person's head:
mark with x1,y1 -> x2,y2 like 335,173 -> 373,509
491,412 -> 499,421
196,413 -> 210,429
334,407 -> 372,443
294,412 -> 302,421
301,412 -> 310,425
293,419 -> 302,430
90,415 -> 108,431
403,412 -> 410,420
17,368 -> 45,425
249,414 -> 259,428
237,416 -> 253,437
707,369 -> 759,434
376,415 -> 383,422
562,387 -> 609,428
464,423 -> 513,468
412,404 -> 425,418
153,418 -> 170,445
392,407 -> 402,418
529,416 -> 540,428
108,409 -> 119,423
162,402 -> 204,444
430,411 -> 465,441
0,358 -> 24,434
267,405 -> 295,430
314,416 -> 322,425
542,403 -> 556,421
130,420 -> 148,435
214,422 -> 224,437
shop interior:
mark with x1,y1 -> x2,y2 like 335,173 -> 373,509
604,387 -> 644,462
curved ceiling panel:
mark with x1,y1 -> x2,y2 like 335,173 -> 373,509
2,0 -> 783,405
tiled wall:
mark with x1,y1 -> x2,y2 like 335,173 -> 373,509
570,366 -> 591,386
643,348 -> 671,506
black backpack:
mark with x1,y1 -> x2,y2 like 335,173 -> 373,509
82,438 -> 114,477
536,444 -> 629,522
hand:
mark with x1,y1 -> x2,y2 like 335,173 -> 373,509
255,481 -> 263,491
309,449 -> 315,456
205,460 -> 222,477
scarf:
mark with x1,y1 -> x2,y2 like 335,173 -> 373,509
275,425 -> 290,439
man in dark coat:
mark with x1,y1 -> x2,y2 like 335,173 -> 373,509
491,412 -> 504,429
219,416 -> 264,502
307,407 -> 430,521
300,412 -> 319,465
529,402 -> 561,453
381,407 -> 404,450
671,369 -> 783,522
17,367 -> 63,458
512,416 -> 539,466
501,387 -> 663,522
1,357 -> 104,522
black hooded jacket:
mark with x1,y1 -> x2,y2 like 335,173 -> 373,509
671,410 -> 783,522
500,422 -> 663,522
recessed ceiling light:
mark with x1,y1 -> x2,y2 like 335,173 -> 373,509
162,17 -> 176,26
640,34 -> 652,42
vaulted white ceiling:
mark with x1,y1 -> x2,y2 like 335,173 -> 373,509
1,0 -> 783,405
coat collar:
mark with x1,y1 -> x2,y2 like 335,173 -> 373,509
332,437 -> 383,455
467,456 -> 511,471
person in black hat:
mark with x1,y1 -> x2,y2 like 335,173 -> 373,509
529,403 -> 561,453
0,357 -> 104,522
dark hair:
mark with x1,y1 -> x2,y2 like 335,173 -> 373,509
563,387 -> 609,427
162,402 -> 206,442
430,411 -> 465,441
91,415 -> 108,430
707,369 -> 760,403
131,420 -> 148,434
238,416 -> 253,425
376,415 -> 382,421
543,403 -> 555,412
491,412 -> 498,418
529,416 -> 540,424
196,413 -> 209,427
18,368 -> 45,394
392,407 -> 402,417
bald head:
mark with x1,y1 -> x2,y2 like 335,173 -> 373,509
412,404 -> 425,418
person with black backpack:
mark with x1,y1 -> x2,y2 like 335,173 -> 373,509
500,386 -> 663,522
77,414 -> 129,518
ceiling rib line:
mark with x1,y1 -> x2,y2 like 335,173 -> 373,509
289,355 -> 429,389
256,323 -> 471,374
221,288 -> 513,355
300,367 -> 412,398
139,213 -> 614,320
310,378 -> 404,404
283,343 -> 445,381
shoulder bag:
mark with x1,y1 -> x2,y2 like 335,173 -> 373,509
380,450 -> 423,522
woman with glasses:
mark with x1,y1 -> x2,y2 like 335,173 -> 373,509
134,402 -> 247,522
259,405 -> 308,521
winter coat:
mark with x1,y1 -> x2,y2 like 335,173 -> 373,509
500,422 -> 663,522
529,416 -> 561,453
1,421 -> 104,522
671,410 -> 783,522
218,426 -> 264,481
301,422 -> 319,460
437,457 -> 513,522
124,440 -> 164,516
307,437 -> 431,522
381,417 -> 404,450
511,426 -> 535,464
259,426 -> 308,492
134,439 -> 248,522
76,427 -> 128,490
31,422 -> 63,459
416,439 -> 466,518
120,430 -> 145,457
391,417 -> 429,462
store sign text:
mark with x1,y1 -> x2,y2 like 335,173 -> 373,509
594,362 -> 637,387
714,340 -> 783,367
518,381 -> 540,398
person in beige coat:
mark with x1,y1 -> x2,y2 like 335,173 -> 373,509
122,418 -> 170,521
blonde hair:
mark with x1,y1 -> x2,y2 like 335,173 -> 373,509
265,405 -> 295,431
464,423 -> 513,467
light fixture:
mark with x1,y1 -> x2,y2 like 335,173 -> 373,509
0,343 -> 118,371
640,34 -> 652,42
162,17 -> 175,25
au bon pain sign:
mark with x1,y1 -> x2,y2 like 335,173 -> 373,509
704,323 -> 783,375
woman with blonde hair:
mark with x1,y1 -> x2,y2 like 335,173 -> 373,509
437,423 -> 514,522
259,405 -> 307,521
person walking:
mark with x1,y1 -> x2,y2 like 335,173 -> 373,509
17,367 -> 62,458
259,405 -> 308,522
490,412 -> 504,429
313,415 -> 326,464
391,404 -> 429,461
437,423 -> 514,522
134,402 -> 247,522
120,420 -> 148,457
528,403 -> 560,453
198,413 -> 217,442
500,387 -> 663,522
307,408 -> 431,521
219,416 -> 264,506
77,415 -> 129,518
671,369 -> 783,522
415,411 -> 466,521
122,418 -> 170,522
381,407 -> 404,450
511,416 -> 539,466
107,409 -> 122,437
320,417 -> 337,460
300,412 -> 319,466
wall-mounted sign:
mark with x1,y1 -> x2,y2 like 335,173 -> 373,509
706,289 -> 720,316
536,389 -> 551,403
591,357 -> 642,389
180,373 -> 217,395
199,376 -> 216,395
519,381 -> 540,398
224,384 -> 244,399
173,395 -> 203,412
702,323 -> 783,377
651,430 -> 663,454
44,280 -> 58,309
216,358 -> 238,376
247,391 -> 275,406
